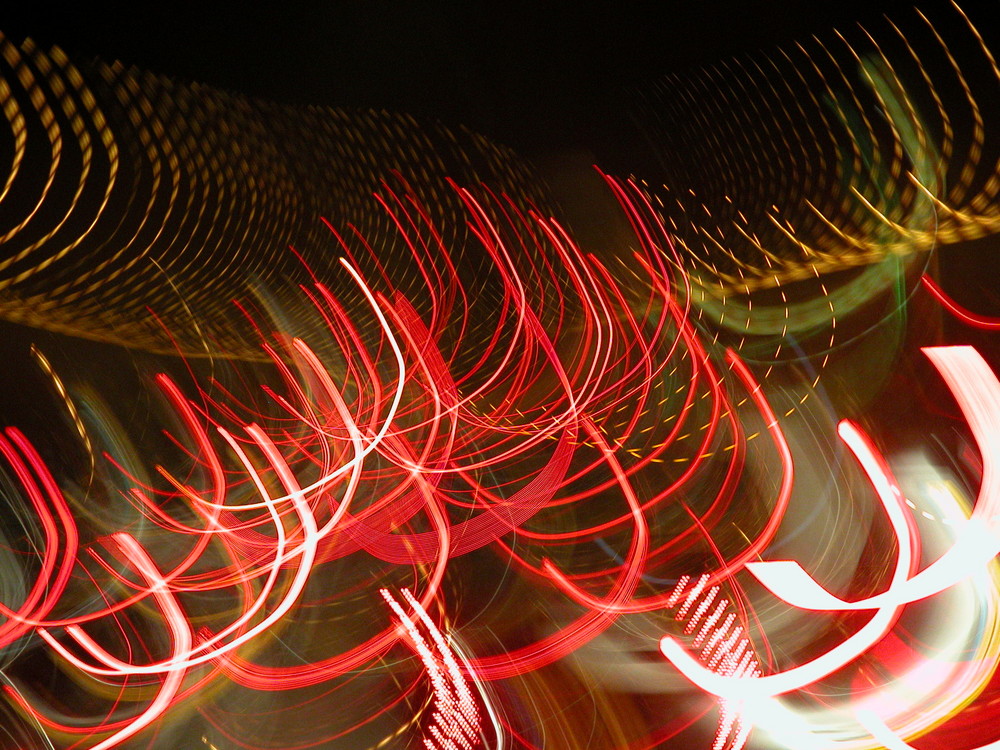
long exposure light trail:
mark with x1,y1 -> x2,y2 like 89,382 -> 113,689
746,346 -> 1000,611
659,417 -> 916,700
4,4 -> 1000,748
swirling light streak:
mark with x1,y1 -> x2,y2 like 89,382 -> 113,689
29,533 -> 192,750
5,5 -> 1000,747
745,346 -> 1000,611
0,169 -> 995,748
659,416 -> 918,699
382,588 -> 483,750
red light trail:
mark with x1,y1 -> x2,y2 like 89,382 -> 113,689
4,4 -> 1000,749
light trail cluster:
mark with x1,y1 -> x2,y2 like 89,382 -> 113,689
0,176 -> 804,748
3,3 -> 1000,750
0,174 -> 998,749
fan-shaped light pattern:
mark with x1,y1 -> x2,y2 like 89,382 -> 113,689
5,4 -> 1000,750
634,2 -> 1000,294
0,173 -> 812,749
0,33 -> 557,357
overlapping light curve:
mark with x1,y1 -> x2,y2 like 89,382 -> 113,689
4,4 -> 1000,750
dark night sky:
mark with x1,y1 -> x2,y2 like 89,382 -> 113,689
0,1 -> 954,162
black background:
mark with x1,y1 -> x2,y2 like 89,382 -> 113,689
0,1 -> 950,163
